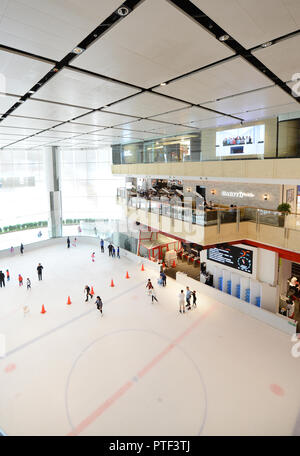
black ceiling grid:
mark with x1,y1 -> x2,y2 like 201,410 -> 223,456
0,0 -> 146,131
167,0 -> 300,104
0,0 -> 299,150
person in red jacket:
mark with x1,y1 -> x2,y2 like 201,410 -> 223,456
18,274 -> 23,286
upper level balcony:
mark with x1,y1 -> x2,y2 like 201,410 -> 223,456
117,188 -> 300,254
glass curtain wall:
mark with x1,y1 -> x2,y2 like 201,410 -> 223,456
0,148 -> 49,248
59,146 -> 125,223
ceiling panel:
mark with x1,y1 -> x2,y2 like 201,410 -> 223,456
13,99 -> 89,121
103,92 -> 189,118
72,111 -> 138,127
149,124 -> 201,136
202,86 -> 294,114
235,102 -> 300,122
0,126 -> 41,135
190,116 -> 238,129
0,133 -> 30,140
32,68 -> 140,109
0,0 -> 122,60
0,94 -> 19,113
154,57 -> 272,104
112,129 -> 160,140
115,119 -> 175,132
35,130 -> 79,139
53,123 -> 102,134
0,116 -> 60,129
191,0 -> 300,49
149,106 -> 220,125
0,50 -> 53,96
74,0 -> 234,88
252,35 -> 300,83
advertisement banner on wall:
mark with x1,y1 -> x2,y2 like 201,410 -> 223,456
216,124 -> 265,156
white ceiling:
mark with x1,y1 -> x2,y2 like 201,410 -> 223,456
0,0 -> 122,60
252,34 -> 300,83
13,99 -> 89,121
191,0 -> 300,49
202,86 -> 293,115
32,68 -> 140,109
0,0 -> 298,150
0,50 -> 53,95
154,57 -> 272,104
74,0 -> 234,88
0,94 -> 19,113
73,111 -> 138,127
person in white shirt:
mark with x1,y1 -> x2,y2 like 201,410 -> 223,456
178,290 -> 185,313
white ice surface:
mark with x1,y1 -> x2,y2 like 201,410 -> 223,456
0,240 -> 300,436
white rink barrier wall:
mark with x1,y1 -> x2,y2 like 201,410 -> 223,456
176,272 -> 297,335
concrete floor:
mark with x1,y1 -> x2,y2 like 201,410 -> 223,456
1,240 -> 300,436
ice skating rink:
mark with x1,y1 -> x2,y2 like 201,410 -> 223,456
1,240 -> 300,436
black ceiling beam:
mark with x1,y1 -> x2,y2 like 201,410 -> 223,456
167,0 -> 300,103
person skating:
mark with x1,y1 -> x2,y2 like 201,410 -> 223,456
100,239 -> 104,253
178,290 -> 185,313
112,246 -> 116,258
37,263 -> 43,281
67,237 -> 70,248
0,270 -> 5,288
20,243 -> 24,254
151,287 -> 158,303
6,269 -> 10,282
72,237 -> 77,247
23,301 -> 30,316
27,278 -> 31,290
84,285 -> 93,302
108,243 -> 113,257
192,290 -> 197,308
186,286 -> 192,310
18,274 -> 23,286
117,246 -> 120,259
146,279 -> 153,295
160,271 -> 167,287
95,296 -> 103,315
91,252 -> 95,262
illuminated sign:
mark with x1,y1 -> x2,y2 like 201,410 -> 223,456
221,191 -> 255,198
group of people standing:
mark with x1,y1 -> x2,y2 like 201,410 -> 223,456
0,263 -> 43,291
107,242 -> 120,259
178,287 -> 197,313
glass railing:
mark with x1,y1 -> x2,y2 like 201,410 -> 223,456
116,189 -> 300,233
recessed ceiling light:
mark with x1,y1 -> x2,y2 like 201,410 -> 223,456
28,90 -> 35,94
160,82 -> 167,86
261,41 -> 273,48
117,6 -> 130,16
219,34 -> 230,41
72,47 -> 85,55
19,100 -> 25,103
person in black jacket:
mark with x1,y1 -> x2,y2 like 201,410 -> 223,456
37,263 -> 43,281
84,285 -> 93,302
0,270 -> 5,288
20,243 -> 24,254
67,237 -> 70,248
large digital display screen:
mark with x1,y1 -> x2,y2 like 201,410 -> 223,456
207,245 -> 253,274
216,124 -> 265,156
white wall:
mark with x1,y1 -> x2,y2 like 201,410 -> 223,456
257,248 -> 278,286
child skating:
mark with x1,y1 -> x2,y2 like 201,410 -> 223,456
27,278 -> 31,290
6,269 -> 10,282
18,274 -> 23,287
91,252 -> 95,263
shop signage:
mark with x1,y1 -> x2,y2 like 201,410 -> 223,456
221,191 -> 255,198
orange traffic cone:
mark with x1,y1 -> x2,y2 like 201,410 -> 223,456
67,296 -> 72,305
110,279 -> 115,287
125,271 -> 130,279
90,287 -> 94,296
41,304 -> 46,314
141,264 -> 145,271
172,259 -> 176,268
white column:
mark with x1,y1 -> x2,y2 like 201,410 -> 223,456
44,146 -> 62,237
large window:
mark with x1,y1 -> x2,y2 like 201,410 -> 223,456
0,149 -> 49,228
59,146 -> 125,221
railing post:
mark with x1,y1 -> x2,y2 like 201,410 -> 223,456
256,209 -> 260,234
236,208 -> 240,232
217,210 -> 221,234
